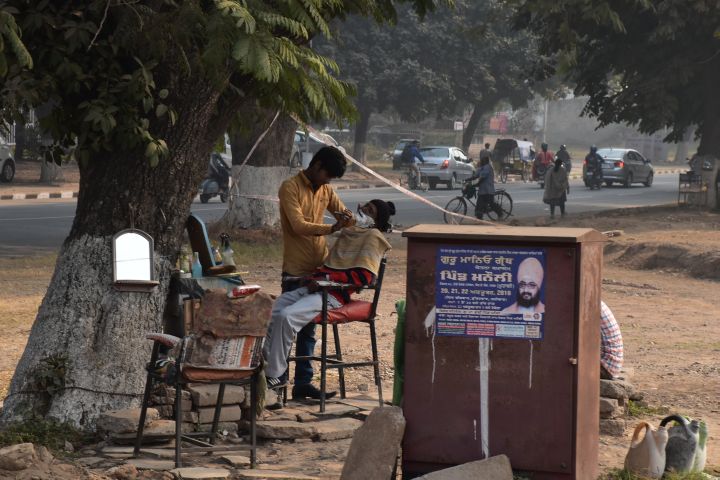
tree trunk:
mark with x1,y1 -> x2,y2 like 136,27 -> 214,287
39,159 -> 64,183
674,127 -> 694,164
221,104 -> 297,229
462,102 -> 485,153
2,79 -> 235,428
14,121 -> 27,162
352,107 -> 371,164
696,114 -> 720,209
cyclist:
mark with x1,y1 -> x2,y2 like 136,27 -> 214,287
470,156 -> 501,219
401,140 -> 425,187
533,142 -> 554,181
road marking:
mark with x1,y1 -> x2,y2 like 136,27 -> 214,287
0,215 -> 75,221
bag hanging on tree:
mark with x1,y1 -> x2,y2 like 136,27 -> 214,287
623,421 -> 668,479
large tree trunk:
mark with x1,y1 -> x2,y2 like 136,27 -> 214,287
221,104 -> 297,229
2,79 -> 235,428
462,102 -> 485,153
352,107 -> 371,164
696,112 -> 720,209
674,127 -> 694,164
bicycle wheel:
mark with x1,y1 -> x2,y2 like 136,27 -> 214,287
487,191 -> 513,221
443,196 -> 468,224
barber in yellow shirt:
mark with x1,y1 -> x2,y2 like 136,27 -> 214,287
276,145 -> 354,401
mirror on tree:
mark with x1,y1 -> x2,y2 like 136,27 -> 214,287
112,229 -> 158,291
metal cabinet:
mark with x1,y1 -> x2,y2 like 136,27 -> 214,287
401,225 -> 605,479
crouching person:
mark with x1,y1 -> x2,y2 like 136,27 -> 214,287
263,199 -> 396,391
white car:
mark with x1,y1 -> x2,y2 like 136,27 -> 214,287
294,130 -> 345,169
0,145 -> 14,182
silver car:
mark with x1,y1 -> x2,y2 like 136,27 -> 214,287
418,146 -> 475,190
596,148 -> 654,187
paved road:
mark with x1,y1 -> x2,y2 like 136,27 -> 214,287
0,175 -> 677,256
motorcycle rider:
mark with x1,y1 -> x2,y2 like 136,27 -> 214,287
585,145 -> 604,189
556,144 -> 572,173
533,142 -> 554,181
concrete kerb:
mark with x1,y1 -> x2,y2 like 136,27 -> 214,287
0,169 -> 684,201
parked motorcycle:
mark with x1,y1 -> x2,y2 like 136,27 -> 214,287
200,153 -> 231,203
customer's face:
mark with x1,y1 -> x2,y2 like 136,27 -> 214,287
358,202 -> 378,220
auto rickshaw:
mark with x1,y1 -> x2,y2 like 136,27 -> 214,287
492,139 -> 534,183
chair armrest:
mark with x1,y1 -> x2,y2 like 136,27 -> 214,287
315,280 -> 376,291
146,332 -> 182,347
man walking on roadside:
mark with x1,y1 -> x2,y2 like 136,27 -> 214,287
277,145 -> 354,400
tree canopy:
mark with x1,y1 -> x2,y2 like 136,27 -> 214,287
0,1 -> 449,165
512,0 -> 720,155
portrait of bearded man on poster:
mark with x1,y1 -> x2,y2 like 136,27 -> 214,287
500,257 -> 545,315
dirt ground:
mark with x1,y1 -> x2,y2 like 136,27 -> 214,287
1,205 -> 719,477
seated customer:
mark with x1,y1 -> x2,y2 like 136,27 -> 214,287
600,301 -> 623,379
263,199 -> 396,389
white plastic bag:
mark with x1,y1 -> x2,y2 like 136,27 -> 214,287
624,421 -> 668,479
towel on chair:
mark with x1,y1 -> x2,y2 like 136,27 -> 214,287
324,226 -> 391,276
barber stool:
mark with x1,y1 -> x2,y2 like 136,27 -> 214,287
285,258 -> 387,412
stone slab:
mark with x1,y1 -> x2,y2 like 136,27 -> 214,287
236,471 -> 319,480
102,446 -> 136,455
190,384 -> 245,407
340,407 -> 405,480
417,454 -> 513,480
77,456 -> 105,466
97,408 -> 159,434
600,419 -> 627,436
170,467 -> 231,479
255,420 -> 316,440
0,443 -> 36,471
125,458 -> 176,470
221,455 -> 252,467
312,403 -> 360,417
337,396 -> 383,410
600,397 -> 622,419
313,417 -> 363,441
139,448 -> 176,459
197,405 -> 242,424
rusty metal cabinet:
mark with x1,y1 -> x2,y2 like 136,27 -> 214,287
401,225 -> 605,479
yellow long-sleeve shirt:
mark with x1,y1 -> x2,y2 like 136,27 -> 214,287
278,171 -> 350,276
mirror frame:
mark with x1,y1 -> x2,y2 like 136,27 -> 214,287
112,228 -> 159,292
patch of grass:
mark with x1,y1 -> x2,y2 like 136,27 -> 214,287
601,469 -> 713,480
627,400 -> 670,417
0,419 -> 94,453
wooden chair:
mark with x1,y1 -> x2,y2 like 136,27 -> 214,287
133,333 -> 259,468
285,258 -> 387,412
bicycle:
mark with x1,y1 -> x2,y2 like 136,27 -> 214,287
443,182 -> 513,224
405,165 -> 429,192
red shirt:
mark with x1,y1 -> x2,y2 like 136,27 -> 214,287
535,151 -> 554,166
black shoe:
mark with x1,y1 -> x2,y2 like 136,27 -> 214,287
266,376 -> 287,390
291,383 -> 336,401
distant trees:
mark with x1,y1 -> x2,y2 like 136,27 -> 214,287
317,0 -> 539,159
513,0 -> 720,157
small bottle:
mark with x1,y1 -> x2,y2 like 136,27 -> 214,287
222,243 -> 236,267
191,252 -> 203,278
212,245 -> 223,265
180,246 -> 190,272
221,234 -> 236,267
